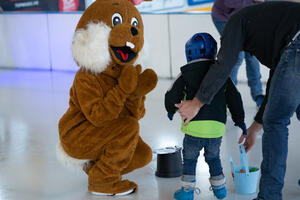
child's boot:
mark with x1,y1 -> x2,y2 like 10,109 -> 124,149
209,175 -> 226,199
174,181 -> 200,200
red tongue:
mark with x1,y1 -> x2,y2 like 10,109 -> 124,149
116,50 -> 128,61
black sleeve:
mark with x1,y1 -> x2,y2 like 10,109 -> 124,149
164,74 -> 185,115
225,78 -> 245,127
195,13 -> 245,104
254,69 -> 274,124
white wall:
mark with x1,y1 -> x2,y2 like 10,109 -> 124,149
142,14 -> 171,78
0,13 -> 269,82
48,14 -> 82,71
168,14 -> 220,78
0,14 -> 50,69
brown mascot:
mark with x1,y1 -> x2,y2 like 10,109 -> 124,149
56,0 -> 158,196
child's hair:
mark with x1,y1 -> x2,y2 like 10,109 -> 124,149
185,32 -> 217,62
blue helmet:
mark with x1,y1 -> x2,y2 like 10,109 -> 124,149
185,32 -> 217,62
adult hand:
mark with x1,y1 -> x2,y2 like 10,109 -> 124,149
175,97 -> 204,126
238,121 -> 262,152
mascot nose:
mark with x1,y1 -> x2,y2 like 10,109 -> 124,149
131,27 -> 138,36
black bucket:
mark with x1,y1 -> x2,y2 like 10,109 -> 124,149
155,146 -> 183,178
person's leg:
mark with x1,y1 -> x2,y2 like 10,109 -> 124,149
257,38 -> 300,200
211,15 -> 243,85
296,105 -> 300,121
204,137 -> 226,199
174,134 -> 202,200
87,117 -> 140,194
121,136 -> 152,175
204,137 -> 223,176
230,52 -> 244,84
244,52 -> 264,104
182,134 -> 202,178
211,16 -> 226,35
84,136 -> 152,176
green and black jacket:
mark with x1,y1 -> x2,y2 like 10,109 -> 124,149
165,59 -> 245,138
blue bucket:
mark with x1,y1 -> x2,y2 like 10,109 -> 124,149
229,145 -> 260,194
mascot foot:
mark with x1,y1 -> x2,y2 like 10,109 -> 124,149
83,160 -> 95,175
89,179 -> 137,195
91,188 -> 136,196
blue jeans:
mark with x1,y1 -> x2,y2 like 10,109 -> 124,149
297,105 -> 300,120
212,16 -> 263,101
257,34 -> 300,200
182,134 -> 223,181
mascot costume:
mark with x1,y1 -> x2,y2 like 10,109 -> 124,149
56,0 -> 157,196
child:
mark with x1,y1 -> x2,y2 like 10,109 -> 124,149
164,33 -> 247,200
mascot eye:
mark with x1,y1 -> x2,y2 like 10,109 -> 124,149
131,17 -> 139,27
112,13 -> 122,26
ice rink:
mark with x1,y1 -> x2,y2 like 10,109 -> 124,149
0,69 -> 299,200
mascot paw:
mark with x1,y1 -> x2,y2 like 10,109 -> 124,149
118,65 -> 138,94
133,68 -> 158,97
89,179 -> 137,195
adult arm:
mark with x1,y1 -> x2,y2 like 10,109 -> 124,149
238,70 -> 274,151
195,14 -> 245,104
176,14 -> 245,125
224,0 -> 254,9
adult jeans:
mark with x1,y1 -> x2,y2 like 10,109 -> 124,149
296,105 -> 300,120
182,134 -> 223,182
212,16 -> 263,101
257,34 -> 300,200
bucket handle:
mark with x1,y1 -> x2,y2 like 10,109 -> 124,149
229,156 -> 235,173
239,145 -> 250,176
229,156 -> 235,178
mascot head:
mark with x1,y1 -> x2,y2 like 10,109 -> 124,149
72,0 -> 145,73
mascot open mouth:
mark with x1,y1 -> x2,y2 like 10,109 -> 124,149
111,46 -> 137,63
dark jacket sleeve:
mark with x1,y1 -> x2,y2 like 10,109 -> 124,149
224,0 -> 253,9
195,12 -> 245,104
225,78 -> 245,127
254,69 -> 274,124
165,74 -> 185,115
